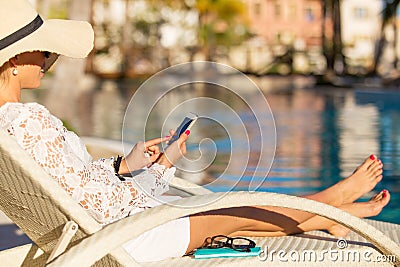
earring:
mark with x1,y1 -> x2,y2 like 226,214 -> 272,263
12,68 -> 18,76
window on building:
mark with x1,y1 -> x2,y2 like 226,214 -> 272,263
275,4 -> 281,18
254,2 -> 261,16
305,7 -> 314,21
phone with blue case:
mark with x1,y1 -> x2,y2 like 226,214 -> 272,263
167,113 -> 198,145
193,247 -> 261,259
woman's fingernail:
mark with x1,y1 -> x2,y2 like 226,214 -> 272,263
370,154 -> 376,160
185,130 -> 191,136
382,189 -> 388,197
165,135 -> 171,138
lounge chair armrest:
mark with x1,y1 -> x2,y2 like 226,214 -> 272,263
47,192 -> 400,267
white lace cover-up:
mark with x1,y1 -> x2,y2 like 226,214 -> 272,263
0,102 -> 176,225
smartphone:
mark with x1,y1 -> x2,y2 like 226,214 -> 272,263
167,113 -> 198,145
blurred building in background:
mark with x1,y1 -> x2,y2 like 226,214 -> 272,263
243,0 -> 326,74
341,0 -> 383,75
28,0 -> 399,81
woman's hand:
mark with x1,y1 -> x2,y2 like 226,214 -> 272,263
118,136 -> 170,174
156,130 -> 190,168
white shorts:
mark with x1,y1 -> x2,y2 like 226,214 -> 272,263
122,196 -> 191,262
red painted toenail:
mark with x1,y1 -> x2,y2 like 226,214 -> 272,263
370,154 -> 376,160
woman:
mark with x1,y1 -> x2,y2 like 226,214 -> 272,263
0,0 -> 390,263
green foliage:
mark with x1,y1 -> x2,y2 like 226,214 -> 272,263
196,0 -> 248,19
195,0 -> 250,59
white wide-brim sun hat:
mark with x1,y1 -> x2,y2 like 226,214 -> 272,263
0,0 -> 94,71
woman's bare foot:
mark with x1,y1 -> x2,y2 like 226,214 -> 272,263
331,155 -> 383,205
306,155 -> 383,207
327,189 -> 390,237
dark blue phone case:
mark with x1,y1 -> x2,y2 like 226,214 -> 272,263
168,116 -> 195,144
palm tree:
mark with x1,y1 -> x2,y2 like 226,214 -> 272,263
372,0 -> 400,75
332,0 -> 345,74
322,0 -> 346,78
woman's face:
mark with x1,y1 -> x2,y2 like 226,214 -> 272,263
14,51 -> 46,89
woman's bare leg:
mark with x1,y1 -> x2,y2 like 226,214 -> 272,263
186,190 -> 391,253
296,189 -> 390,235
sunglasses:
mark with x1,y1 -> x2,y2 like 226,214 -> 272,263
203,235 -> 256,252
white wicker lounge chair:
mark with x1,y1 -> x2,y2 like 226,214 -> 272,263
0,132 -> 399,266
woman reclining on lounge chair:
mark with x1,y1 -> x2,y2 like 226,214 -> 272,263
0,0 -> 391,262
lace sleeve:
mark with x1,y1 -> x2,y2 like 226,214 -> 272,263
1,103 -> 175,224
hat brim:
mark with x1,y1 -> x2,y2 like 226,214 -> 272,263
0,19 -> 94,71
